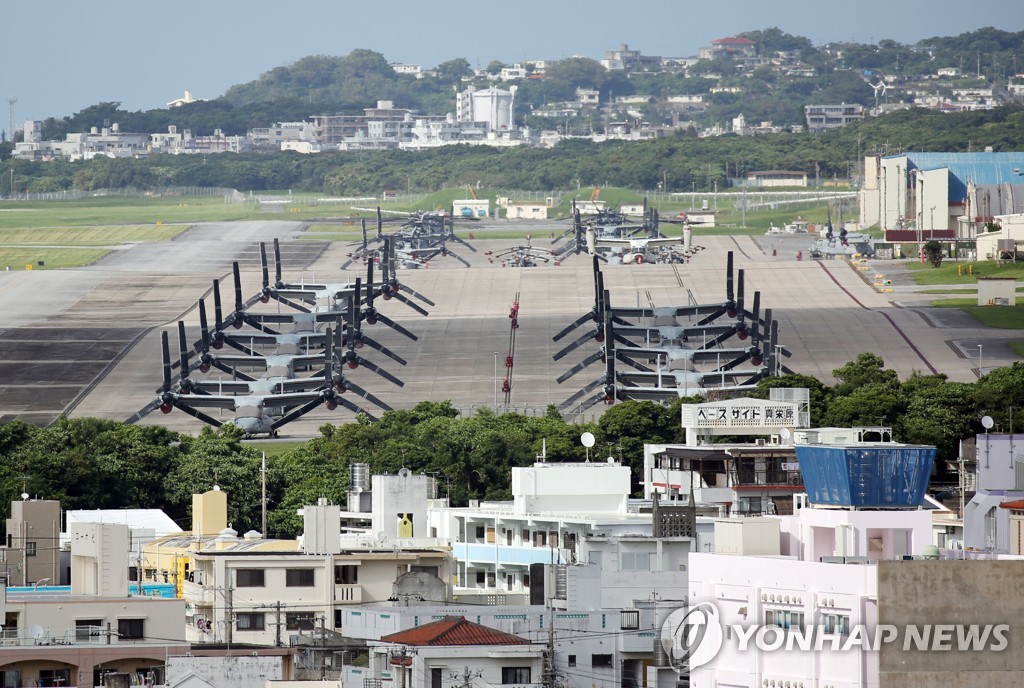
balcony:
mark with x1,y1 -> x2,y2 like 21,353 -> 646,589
334,584 -> 363,603
453,543 -> 567,566
183,579 -> 216,606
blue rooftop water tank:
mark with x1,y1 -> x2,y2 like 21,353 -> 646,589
795,445 -> 935,508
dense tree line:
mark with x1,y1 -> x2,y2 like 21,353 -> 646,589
2,354 -> 1021,539
6,105 -> 1024,196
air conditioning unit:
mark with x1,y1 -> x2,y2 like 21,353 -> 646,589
756,438 -> 766,446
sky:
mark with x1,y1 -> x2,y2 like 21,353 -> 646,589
2,0 -> 1023,123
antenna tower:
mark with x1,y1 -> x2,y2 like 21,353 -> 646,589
7,96 -> 16,144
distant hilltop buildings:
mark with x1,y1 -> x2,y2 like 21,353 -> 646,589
11,35 -> 1024,161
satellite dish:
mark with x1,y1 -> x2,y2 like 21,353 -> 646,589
580,432 -> 596,448
29,624 -> 45,640
20,493 -> 28,501
779,428 -> 792,440
982,416 -> 994,429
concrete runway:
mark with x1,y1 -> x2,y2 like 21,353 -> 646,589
0,220 -> 1014,437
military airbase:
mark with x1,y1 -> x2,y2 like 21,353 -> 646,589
0,216 -> 1009,439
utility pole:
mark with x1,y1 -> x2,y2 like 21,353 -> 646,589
275,601 -> 283,647
6,97 -> 16,146
261,452 -> 267,537
450,666 -> 480,688
225,587 -> 234,649
319,615 -> 327,680
542,608 -> 558,688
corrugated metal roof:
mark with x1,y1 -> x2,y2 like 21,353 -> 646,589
380,616 -> 529,646
885,152 -> 1024,199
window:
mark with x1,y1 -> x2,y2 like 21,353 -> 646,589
411,565 -> 438,577
486,572 -> 496,588
335,565 -> 359,584
117,619 -> 145,640
568,655 -> 577,667
286,569 -> 315,587
592,654 -> 613,668
824,613 -> 850,636
523,574 -> 530,588
334,610 -> 343,628
236,613 -> 265,631
765,609 -> 804,631
620,610 -> 640,630
37,669 -> 69,687
75,619 -> 103,642
620,552 -> 651,572
501,667 -> 531,684
431,669 -> 443,688
475,525 -> 485,539
236,569 -> 265,587
286,613 -> 316,631
25,542 -> 36,557
476,571 -> 486,585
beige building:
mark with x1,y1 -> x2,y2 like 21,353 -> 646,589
143,485 -> 452,648
0,521 -> 187,687
975,212 -> 1024,260
2,499 -> 61,587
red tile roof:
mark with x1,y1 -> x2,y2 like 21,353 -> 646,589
380,616 -> 529,647
1000,499 -> 1024,510
713,36 -> 756,45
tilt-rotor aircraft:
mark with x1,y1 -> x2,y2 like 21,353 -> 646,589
137,324 -> 366,436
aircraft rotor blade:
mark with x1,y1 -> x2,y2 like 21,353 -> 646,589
374,312 -> 418,341
556,349 -> 604,384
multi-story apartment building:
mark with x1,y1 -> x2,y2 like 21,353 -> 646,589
0,520 -> 187,688
804,103 -> 865,131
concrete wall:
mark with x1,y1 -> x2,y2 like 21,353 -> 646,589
70,522 -> 129,596
165,654 -> 285,688
512,463 -> 630,515
877,560 -> 1024,686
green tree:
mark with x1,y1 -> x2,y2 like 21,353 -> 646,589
923,240 -> 944,267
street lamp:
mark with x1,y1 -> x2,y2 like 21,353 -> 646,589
978,345 -> 983,374
493,352 -> 498,409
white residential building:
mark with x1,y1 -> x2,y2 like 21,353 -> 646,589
682,440 -> 939,688
456,86 -> 518,131
964,432 -> 1024,552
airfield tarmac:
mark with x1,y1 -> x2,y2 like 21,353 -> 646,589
0,220 -> 1013,438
